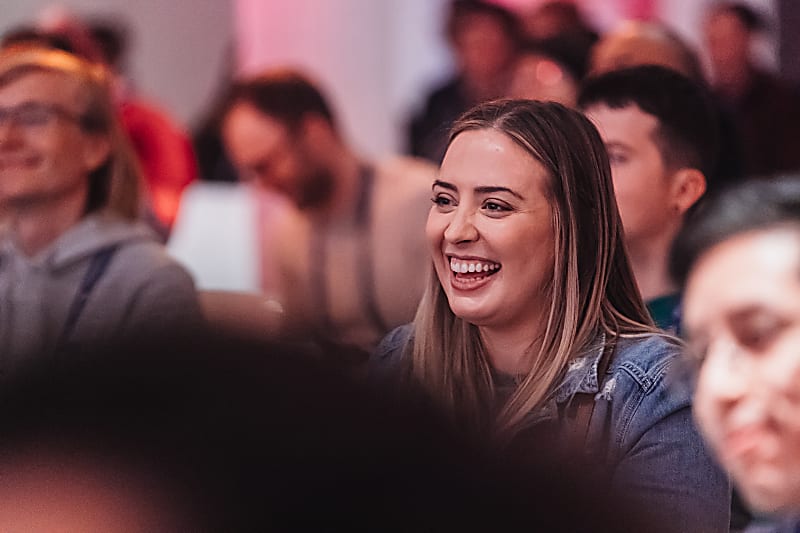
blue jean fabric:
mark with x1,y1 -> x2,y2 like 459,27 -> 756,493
373,325 -> 731,532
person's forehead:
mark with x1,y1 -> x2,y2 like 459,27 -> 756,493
586,103 -> 659,143
686,229 -> 800,319
0,69 -> 84,108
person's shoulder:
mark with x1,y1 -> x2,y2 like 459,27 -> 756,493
609,333 -> 683,395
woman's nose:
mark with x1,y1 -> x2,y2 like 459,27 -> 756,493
443,207 -> 479,244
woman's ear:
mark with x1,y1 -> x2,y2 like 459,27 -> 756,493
670,168 -> 707,216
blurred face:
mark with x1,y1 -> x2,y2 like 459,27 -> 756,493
585,103 -> 676,248
0,70 -> 108,209
452,14 -> 516,88
509,53 -> 577,107
428,128 -> 554,332
705,11 -> 751,81
222,102 -> 333,209
683,229 -> 800,514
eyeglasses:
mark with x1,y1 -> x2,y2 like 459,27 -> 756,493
0,102 -> 83,130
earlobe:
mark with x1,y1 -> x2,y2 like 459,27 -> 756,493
672,168 -> 707,215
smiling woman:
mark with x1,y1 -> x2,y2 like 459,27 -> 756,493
372,99 -> 730,532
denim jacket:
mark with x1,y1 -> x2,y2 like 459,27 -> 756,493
373,324 -> 731,533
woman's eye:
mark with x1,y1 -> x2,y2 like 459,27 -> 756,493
431,195 -> 454,208
482,201 -> 511,214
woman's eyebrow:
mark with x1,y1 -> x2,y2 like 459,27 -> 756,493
475,186 -> 525,200
432,179 -> 456,191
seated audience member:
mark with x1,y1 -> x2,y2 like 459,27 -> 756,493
704,2 -> 800,178
0,331 -> 649,532
507,36 -> 587,107
2,18 -> 199,234
587,20 -> 743,190
579,66 -> 717,332
372,99 -> 730,532
0,47 -> 201,378
181,69 -> 435,352
671,177 -> 800,532
408,0 -> 520,163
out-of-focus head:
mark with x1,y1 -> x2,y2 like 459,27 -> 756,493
221,69 -> 339,210
446,0 -> 521,87
704,2 -> 764,83
590,20 -> 704,81
521,1 -> 596,42
579,65 -> 716,248
508,37 -> 586,106
671,176 -> 800,515
0,47 -> 140,218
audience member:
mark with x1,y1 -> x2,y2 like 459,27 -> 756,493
579,66 -> 717,332
408,0 -> 520,163
0,331 -> 651,531
372,99 -> 730,531
588,19 -> 744,190
508,36 -> 586,106
173,69 -> 435,353
704,2 -> 800,177
0,47 -> 201,379
672,176 -> 800,532
2,16 -> 199,234
590,20 -> 703,80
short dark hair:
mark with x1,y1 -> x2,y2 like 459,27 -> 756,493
224,69 -> 336,132
446,0 -> 521,46
670,176 -> 800,286
578,65 -> 719,180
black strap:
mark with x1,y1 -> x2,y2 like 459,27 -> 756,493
309,165 -> 388,338
55,245 -> 117,351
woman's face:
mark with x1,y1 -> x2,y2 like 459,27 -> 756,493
427,128 -> 555,332
683,229 -> 800,514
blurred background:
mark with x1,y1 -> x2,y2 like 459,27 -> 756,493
2,0 -> 788,159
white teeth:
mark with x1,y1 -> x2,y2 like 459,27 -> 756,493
449,258 -> 500,274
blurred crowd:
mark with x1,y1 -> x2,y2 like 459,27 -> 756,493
1,1 -> 800,531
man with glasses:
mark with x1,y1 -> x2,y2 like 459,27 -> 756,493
0,46 -> 201,377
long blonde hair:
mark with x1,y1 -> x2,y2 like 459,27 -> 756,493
411,100 -> 654,437
0,46 -> 141,219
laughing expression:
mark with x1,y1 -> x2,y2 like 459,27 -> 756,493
427,128 -> 555,332
684,229 -> 800,513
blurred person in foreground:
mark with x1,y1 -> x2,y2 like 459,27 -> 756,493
372,99 -> 729,531
704,2 -> 800,178
672,177 -> 800,532
579,65 -> 717,333
0,47 -> 201,378
0,330 -> 652,532
172,69 -> 435,353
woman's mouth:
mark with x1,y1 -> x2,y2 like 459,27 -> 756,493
448,257 -> 501,290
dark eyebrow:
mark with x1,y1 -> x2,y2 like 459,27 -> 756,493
475,186 -> 525,200
432,179 -> 456,192
433,180 -> 525,200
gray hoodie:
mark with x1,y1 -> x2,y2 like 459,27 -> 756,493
0,212 -> 203,377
